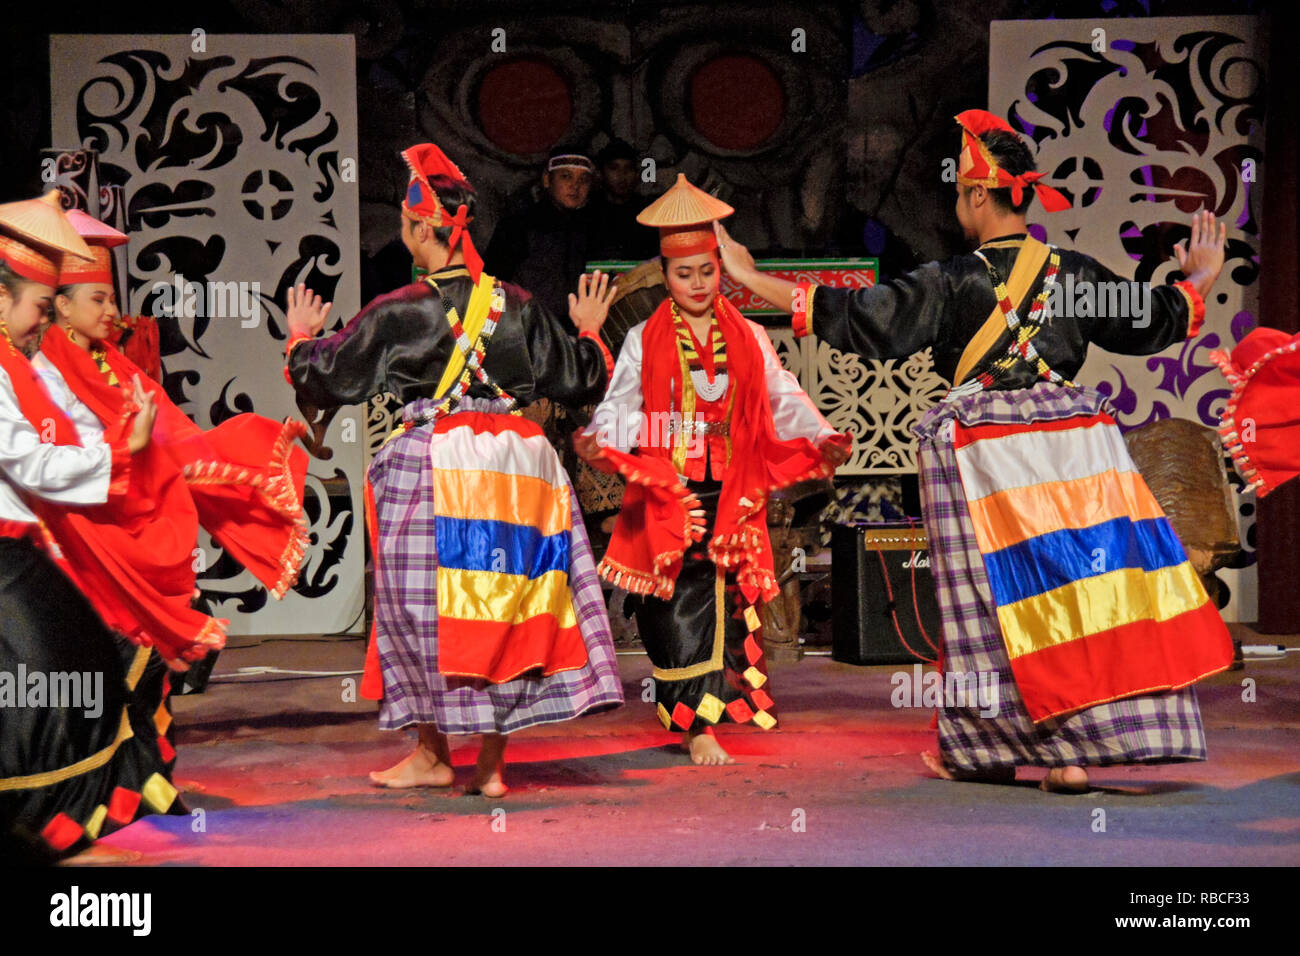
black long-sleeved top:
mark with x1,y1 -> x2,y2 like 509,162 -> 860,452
809,234 -> 1198,388
287,266 -> 608,412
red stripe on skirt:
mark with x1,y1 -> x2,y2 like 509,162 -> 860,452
438,615 -> 588,684
952,411 -> 1116,449
432,411 -> 545,440
1011,600 -> 1233,723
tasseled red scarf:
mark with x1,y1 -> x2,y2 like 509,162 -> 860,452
593,294 -> 843,604
39,329 -> 311,661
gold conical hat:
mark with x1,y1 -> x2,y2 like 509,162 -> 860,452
0,191 -> 95,261
637,173 -> 734,228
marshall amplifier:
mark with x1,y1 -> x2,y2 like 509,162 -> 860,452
831,522 -> 942,665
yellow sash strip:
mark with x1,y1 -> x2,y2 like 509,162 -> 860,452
953,236 -> 1050,386
432,271 -> 498,401
380,272 -> 501,449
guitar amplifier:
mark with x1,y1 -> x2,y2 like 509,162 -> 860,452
831,522 -> 942,665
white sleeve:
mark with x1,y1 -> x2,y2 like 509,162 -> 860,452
582,322 -> 645,454
752,321 -> 837,444
31,354 -> 106,445
0,367 -> 114,505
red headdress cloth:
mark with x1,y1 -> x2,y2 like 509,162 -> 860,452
955,110 -> 1071,213
1210,328 -> 1300,496
401,143 -> 483,281
58,209 -> 127,286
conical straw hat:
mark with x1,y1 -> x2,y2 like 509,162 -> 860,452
637,173 -> 734,228
0,191 -> 95,260
65,208 -> 128,248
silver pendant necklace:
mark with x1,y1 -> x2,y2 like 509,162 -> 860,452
679,303 -> 727,402
691,367 -> 727,402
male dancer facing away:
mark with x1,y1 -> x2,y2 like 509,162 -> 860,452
284,143 -> 623,797
717,111 -> 1233,792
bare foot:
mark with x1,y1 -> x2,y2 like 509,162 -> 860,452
368,744 -> 454,789
1040,766 -> 1089,793
685,729 -> 735,766
921,749 -> 957,779
466,734 -> 508,798
59,843 -> 143,865
465,768 -> 508,798
921,750 -> 1015,784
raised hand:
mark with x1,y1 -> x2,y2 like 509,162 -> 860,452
285,283 -> 332,339
1173,210 -> 1228,299
127,373 -> 157,454
714,221 -> 756,279
568,269 -> 619,336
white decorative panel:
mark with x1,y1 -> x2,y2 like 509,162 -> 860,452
51,34 -> 365,635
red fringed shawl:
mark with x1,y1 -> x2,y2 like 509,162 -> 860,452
38,329 -> 310,662
593,295 -> 848,604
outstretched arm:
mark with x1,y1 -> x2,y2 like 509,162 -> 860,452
715,222 -> 798,312
1087,211 -> 1227,354
522,270 -> 619,409
1174,210 -> 1227,301
715,222 -> 947,361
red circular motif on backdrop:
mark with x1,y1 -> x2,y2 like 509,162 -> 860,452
689,54 -> 785,151
477,58 -> 573,155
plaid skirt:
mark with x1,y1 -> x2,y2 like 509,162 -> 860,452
368,398 -> 624,736
914,384 -> 1207,772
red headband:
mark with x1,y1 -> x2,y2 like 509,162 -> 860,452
955,110 -> 1070,213
0,233 -> 59,285
401,143 -> 484,281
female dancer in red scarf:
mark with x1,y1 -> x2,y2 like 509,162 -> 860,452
31,212 -> 310,665
576,176 -> 851,764
0,194 -> 181,863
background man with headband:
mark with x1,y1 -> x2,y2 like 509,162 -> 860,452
486,145 -> 598,324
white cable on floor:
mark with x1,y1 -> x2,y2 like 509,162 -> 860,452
211,666 -> 364,679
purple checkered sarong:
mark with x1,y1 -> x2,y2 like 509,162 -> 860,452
368,397 -> 624,735
913,383 -> 1207,772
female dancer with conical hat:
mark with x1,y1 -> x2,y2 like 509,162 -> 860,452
0,192 -> 180,862
32,211 -> 311,667
576,175 -> 851,764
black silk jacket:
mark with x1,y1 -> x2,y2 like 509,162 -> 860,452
287,267 -> 608,411
810,234 -> 1196,388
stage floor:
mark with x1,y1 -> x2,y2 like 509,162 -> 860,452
93,626 -> 1299,866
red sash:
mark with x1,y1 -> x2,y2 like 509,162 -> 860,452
37,330 -> 310,661
593,296 -> 848,604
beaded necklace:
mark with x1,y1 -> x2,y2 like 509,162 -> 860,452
961,245 -> 1073,394
671,301 -> 727,403
425,277 -> 515,418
